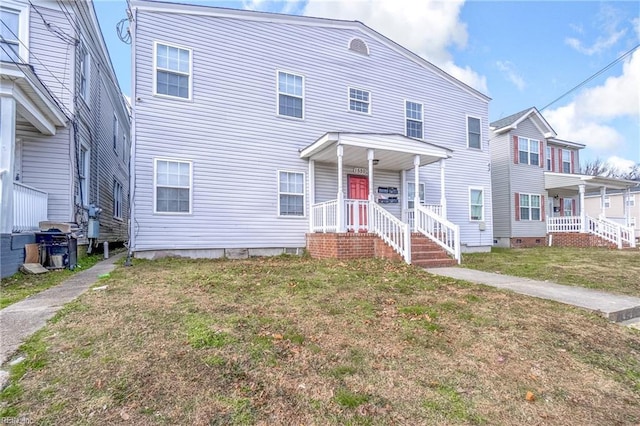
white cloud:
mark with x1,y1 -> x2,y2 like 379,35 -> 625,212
301,0 -> 488,93
565,4 -> 627,56
606,156 -> 636,175
495,60 -> 526,91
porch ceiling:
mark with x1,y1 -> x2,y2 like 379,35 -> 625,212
299,132 -> 451,170
544,172 -> 639,192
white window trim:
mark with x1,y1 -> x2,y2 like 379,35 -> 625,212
347,87 -> 371,115
153,41 -> 193,101
404,99 -> 423,140
153,157 -> 193,215
562,150 -> 571,173
78,141 -> 90,207
466,115 -> 482,150
78,36 -> 90,101
520,193 -> 542,221
113,179 -> 123,220
277,170 -> 306,218
276,69 -> 305,120
1,1 -> 29,63
626,194 -> 635,207
604,196 -> 610,209
407,182 -> 425,209
518,137 -> 540,166
546,146 -> 552,171
113,114 -> 118,153
563,198 -> 573,217
469,186 -> 484,221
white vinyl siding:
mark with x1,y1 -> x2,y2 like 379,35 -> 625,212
277,71 -> 304,119
154,159 -> 192,214
518,137 -> 540,166
348,87 -> 370,114
113,180 -> 123,219
520,193 -> 541,221
405,101 -> 423,139
469,187 -> 484,221
278,171 -> 305,216
467,116 -> 481,149
154,42 -> 192,99
407,182 -> 425,209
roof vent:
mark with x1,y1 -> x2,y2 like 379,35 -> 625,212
349,38 -> 369,56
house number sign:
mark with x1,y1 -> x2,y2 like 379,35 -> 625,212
352,167 -> 368,175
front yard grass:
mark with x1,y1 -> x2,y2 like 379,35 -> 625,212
463,246 -> 640,297
1,256 -> 639,424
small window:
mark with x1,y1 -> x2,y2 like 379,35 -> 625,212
277,71 -> 304,119
626,194 -> 635,207
77,143 -> 90,206
518,137 -> 540,166
546,146 -> 552,171
155,159 -> 192,213
405,101 -> 423,139
604,196 -> 610,209
563,198 -> 573,217
467,116 -> 481,149
348,88 -> 370,114
79,42 -> 89,100
469,187 -> 484,221
407,182 -> 425,209
155,42 -> 191,99
630,217 -> 636,227
278,171 -> 304,216
520,193 -> 541,221
112,115 -> 118,152
348,38 -> 369,55
113,180 -> 123,219
0,8 -> 20,62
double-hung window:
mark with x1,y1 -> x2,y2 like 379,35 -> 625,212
519,193 -> 541,221
155,159 -> 192,213
278,171 -> 304,216
113,114 -> 118,152
546,146 -> 552,171
467,116 -> 481,149
79,41 -> 89,99
469,187 -> 484,221
0,7 -> 20,62
113,180 -> 123,219
518,137 -> 540,166
407,182 -> 425,209
155,42 -> 191,99
563,198 -> 573,217
277,71 -> 304,118
77,143 -> 90,206
405,101 -> 423,139
562,150 -> 571,173
348,88 -> 370,114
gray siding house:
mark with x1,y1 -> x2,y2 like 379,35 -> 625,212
129,1 -> 494,265
0,0 -> 130,277
490,107 -> 636,249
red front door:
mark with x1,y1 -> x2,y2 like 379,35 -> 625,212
348,175 -> 369,231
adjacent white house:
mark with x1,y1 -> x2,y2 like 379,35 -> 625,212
0,0 -> 130,277
489,107 -> 636,249
585,187 -> 640,241
128,0 -> 495,266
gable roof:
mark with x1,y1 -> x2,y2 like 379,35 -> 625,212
490,106 -> 557,138
132,0 -> 491,103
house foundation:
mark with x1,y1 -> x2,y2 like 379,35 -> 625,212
306,233 -> 402,261
549,233 -> 617,249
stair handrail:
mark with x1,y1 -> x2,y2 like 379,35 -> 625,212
369,202 -> 411,264
595,215 -> 636,248
414,205 -> 461,263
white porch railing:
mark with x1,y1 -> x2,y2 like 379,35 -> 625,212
547,216 -> 582,233
370,202 -> 411,263
310,200 -> 338,233
414,204 -> 461,263
547,215 -> 636,249
345,199 -> 369,232
13,182 -> 48,232
407,204 -> 442,229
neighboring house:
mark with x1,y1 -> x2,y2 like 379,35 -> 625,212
129,1 -> 494,266
585,187 -> 640,240
0,0 -> 130,277
490,107 -> 636,249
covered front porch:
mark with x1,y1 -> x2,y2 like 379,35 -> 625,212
545,172 -> 637,249
300,132 -> 461,265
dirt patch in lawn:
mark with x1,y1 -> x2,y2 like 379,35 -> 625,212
2,256 -> 639,425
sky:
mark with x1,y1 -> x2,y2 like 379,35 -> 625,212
94,0 -> 640,172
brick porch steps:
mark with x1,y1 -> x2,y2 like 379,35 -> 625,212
410,233 -> 457,268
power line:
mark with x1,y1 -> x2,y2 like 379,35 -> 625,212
540,43 -> 640,111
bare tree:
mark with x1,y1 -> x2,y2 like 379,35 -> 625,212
581,158 -> 614,177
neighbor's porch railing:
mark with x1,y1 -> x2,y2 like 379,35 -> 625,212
370,202 -> 411,263
414,204 -> 461,263
547,215 -> 636,249
13,182 -> 48,232
546,216 -> 582,233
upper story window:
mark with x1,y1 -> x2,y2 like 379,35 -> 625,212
277,71 -> 304,119
467,116 -> 481,149
0,7 -> 21,62
405,101 -> 423,139
562,150 -> 571,173
518,137 -> 540,166
155,42 -> 191,100
469,187 -> 484,221
79,41 -> 89,100
348,88 -> 370,114
112,114 -> 118,152
546,146 -> 552,171
278,171 -> 305,216
155,158 -> 192,214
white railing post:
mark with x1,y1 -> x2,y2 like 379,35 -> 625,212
336,145 -> 345,232
12,182 -> 48,232
414,204 -> 460,263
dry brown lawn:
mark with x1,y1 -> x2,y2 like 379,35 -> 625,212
1,256 -> 639,425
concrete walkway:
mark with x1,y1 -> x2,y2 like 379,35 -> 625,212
426,267 -> 640,325
0,253 -> 124,366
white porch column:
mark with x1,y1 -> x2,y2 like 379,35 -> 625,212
600,187 -> 606,218
413,155 -> 420,232
0,95 -> 17,234
308,160 -> 315,232
367,149 -> 374,231
336,145 -> 345,232
440,158 -> 447,218
579,184 -> 586,233
401,170 -> 407,222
